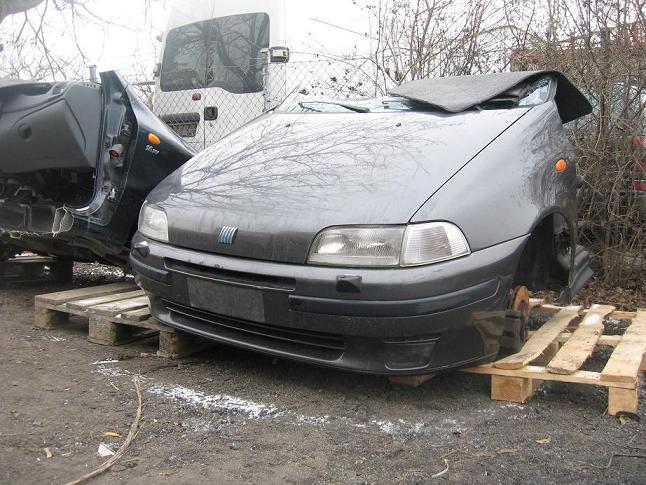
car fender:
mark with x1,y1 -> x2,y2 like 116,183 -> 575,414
410,102 -> 578,252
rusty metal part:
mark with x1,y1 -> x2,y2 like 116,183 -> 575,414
501,285 -> 530,352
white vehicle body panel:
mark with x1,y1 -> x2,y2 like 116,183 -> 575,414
153,0 -> 372,150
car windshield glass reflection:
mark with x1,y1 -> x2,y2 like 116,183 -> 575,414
161,13 -> 269,93
518,76 -> 553,106
279,96 -> 428,113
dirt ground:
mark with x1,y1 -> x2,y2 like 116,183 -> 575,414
1,264 -> 645,484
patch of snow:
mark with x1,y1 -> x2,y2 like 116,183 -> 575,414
92,359 -> 119,365
149,385 -> 280,419
94,365 -> 143,379
42,335 -> 66,342
148,383 -> 430,438
371,419 -> 397,434
295,413 -> 330,426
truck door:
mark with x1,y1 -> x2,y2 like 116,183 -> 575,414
153,20 -> 209,152
201,12 -> 270,147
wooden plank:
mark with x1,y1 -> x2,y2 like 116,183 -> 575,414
491,375 -> 535,403
88,296 -> 150,317
601,310 -> 646,384
494,306 -> 581,370
553,333 -> 621,347
608,387 -> 639,416
34,306 -> 69,329
538,304 -> 566,313
529,298 -> 544,309
12,255 -> 54,262
532,341 -> 560,366
66,290 -> 145,311
117,307 -> 152,323
35,283 -> 137,305
87,315 -> 156,346
388,375 -> 435,387
113,316 -> 172,333
157,330 -> 213,359
547,304 -> 615,374
533,305 -> 636,321
463,363 -> 636,389
608,310 -> 638,320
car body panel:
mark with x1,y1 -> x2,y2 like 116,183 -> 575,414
146,107 -> 530,264
132,71 -> 595,374
412,102 -> 577,250
131,232 -> 529,374
0,71 -> 195,263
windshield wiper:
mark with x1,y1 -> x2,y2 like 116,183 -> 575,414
298,101 -> 370,113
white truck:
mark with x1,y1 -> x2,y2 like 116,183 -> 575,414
152,0 -> 372,150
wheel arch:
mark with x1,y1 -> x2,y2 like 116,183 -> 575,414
511,210 -> 574,292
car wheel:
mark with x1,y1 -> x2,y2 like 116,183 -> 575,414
500,285 -> 530,353
0,242 -> 19,262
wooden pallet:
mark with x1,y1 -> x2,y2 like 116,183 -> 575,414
1,254 -> 73,286
464,302 -> 646,415
34,283 -> 208,358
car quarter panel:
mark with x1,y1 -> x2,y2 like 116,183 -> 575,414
411,102 -> 577,251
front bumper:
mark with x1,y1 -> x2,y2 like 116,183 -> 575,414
131,233 -> 529,375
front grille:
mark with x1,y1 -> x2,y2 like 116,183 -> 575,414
166,122 -> 198,138
160,112 -> 200,138
165,259 -> 296,292
162,299 -> 345,361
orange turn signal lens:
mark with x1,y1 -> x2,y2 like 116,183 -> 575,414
555,159 -> 567,173
148,133 -> 161,145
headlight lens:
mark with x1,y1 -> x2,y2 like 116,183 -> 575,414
400,222 -> 470,266
308,226 -> 404,266
138,203 -> 168,242
308,222 -> 469,267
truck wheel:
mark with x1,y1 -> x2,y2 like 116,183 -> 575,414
500,285 -> 530,353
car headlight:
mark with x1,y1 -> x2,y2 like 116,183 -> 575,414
308,222 -> 469,267
138,203 -> 168,242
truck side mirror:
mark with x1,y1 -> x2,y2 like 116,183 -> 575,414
269,46 -> 290,63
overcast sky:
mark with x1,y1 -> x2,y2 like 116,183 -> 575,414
1,0 -> 374,81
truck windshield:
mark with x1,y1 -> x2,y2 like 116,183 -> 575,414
160,13 -> 269,93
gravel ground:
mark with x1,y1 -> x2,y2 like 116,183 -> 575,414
0,263 -> 644,484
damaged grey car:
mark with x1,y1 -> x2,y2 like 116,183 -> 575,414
131,71 -> 594,375
0,72 -> 194,264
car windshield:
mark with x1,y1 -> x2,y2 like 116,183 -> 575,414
277,77 -> 555,114
479,76 -> 554,110
277,96 -> 430,113
160,13 -> 269,93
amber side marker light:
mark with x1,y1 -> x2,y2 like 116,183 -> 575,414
148,133 -> 161,145
555,158 -> 567,172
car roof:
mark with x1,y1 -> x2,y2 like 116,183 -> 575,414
390,70 -> 592,123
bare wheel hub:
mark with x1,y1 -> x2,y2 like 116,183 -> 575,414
500,285 -> 530,352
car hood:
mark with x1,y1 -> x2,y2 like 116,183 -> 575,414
147,108 -> 529,263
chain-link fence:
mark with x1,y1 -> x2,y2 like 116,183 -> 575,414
148,55 -> 387,151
